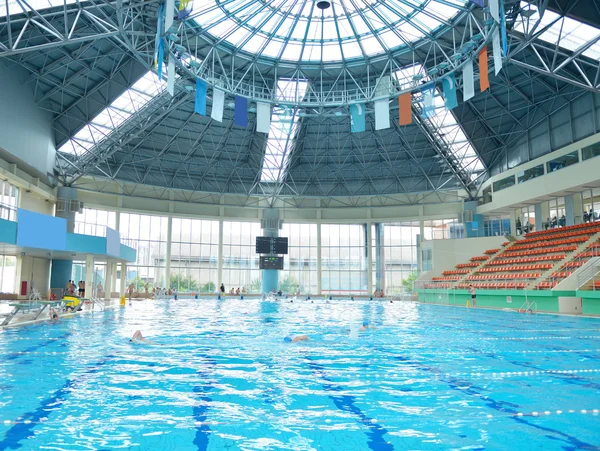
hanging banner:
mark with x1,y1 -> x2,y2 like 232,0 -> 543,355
492,29 -> 503,75
194,79 -> 206,116
442,74 -> 458,110
165,0 -> 175,31
422,87 -> 435,118
167,56 -> 175,96
256,102 -> 271,133
489,0 -> 499,22
374,99 -> 390,131
350,103 -> 366,133
398,92 -> 412,125
479,46 -> 490,92
211,89 -> 225,122
463,59 -> 475,101
234,96 -> 248,127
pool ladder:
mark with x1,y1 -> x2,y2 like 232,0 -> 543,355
519,298 -> 538,313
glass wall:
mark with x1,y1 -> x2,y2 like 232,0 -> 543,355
120,213 -> 168,290
423,218 -> 461,240
222,221 -> 261,293
582,189 -> 600,221
321,224 -> 368,295
170,218 -> 219,293
281,223 -> 318,294
0,255 -> 17,293
382,222 -> 419,294
0,180 -> 18,221
74,208 -> 117,236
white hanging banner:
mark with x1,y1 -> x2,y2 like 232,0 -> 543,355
492,29 -> 503,75
165,0 -> 174,31
211,89 -> 225,122
256,102 -> 271,133
374,99 -> 390,131
489,0 -> 499,22
462,59 -> 475,101
167,56 -> 175,96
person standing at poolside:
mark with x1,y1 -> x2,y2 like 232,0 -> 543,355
468,284 -> 476,307
220,283 -> 225,295
128,283 -> 135,303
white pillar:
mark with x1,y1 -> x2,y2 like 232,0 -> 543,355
218,220 -> 223,288
120,262 -> 127,297
316,222 -> 322,295
367,222 -> 373,294
85,254 -> 94,297
104,260 -> 113,300
165,215 -> 172,287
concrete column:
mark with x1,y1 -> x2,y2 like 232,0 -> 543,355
55,186 -> 78,233
120,262 -> 127,297
374,223 -> 385,291
110,261 -> 117,294
534,203 -> 543,231
571,193 -> 584,225
260,208 -> 280,293
217,220 -> 223,290
104,260 -> 113,300
165,215 -> 172,285
84,254 -> 94,297
563,194 -> 584,226
316,222 -> 322,295
509,209 -> 518,237
366,222 -> 373,294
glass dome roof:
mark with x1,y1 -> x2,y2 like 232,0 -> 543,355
191,0 -> 470,63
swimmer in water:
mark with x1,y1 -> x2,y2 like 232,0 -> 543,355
360,321 -> 377,331
49,308 -> 59,323
130,330 -> 158,345
284,335 -> 309,343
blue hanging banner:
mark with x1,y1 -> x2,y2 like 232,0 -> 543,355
422,87 -> 435,118
234,95 -> 248,127
469,0 -> 484,6
154,2 -> 164,79
195,79 -> 206,116
442,74 -> 458,110
500,0 -> 508,56
350,103 -> 365,133
157,39 -> 164,81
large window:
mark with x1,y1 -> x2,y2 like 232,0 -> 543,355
321,224 -> 368,295
171,218 -> 219,293
423,218 -> 461,240
382,222 -> 419,294
222,221 -> 261,293
280,223 -> 317,294
120,213 -> 168,290
74,208 -> 116,236
0,180 -> 18,221
0,255 -> 17,293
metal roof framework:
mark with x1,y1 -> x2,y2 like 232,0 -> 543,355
0,0 -> 598,207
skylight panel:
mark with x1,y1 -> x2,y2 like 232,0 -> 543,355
191,0 -> 462,62
261,79 -> 308,183
58,71 -> 166,156
514,8 -> 600,61
1,0 -> 77,18
394,64 -> 486,179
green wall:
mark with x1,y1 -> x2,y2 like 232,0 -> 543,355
416,289 -> 581,313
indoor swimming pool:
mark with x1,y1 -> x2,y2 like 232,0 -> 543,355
0,299 -> 599,450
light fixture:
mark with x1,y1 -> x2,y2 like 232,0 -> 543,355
317,1 -> 331,10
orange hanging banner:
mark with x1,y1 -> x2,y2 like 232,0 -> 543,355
398,92 -> 412,125
479,46 -> 490,92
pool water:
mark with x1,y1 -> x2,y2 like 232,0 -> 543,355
0,299 -> 599,450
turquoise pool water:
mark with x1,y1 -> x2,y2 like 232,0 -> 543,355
0,299 -> 599,450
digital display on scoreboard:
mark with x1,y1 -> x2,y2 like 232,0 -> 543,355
273,237 -> 288,254
259,256 -> 284,270
256,236 -> 272,254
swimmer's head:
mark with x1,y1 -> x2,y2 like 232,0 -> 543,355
362,321 -> 369,327
284,336 -> 292,343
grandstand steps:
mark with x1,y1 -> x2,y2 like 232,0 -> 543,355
451,243 -> 515,288
528,231 -> 600,289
